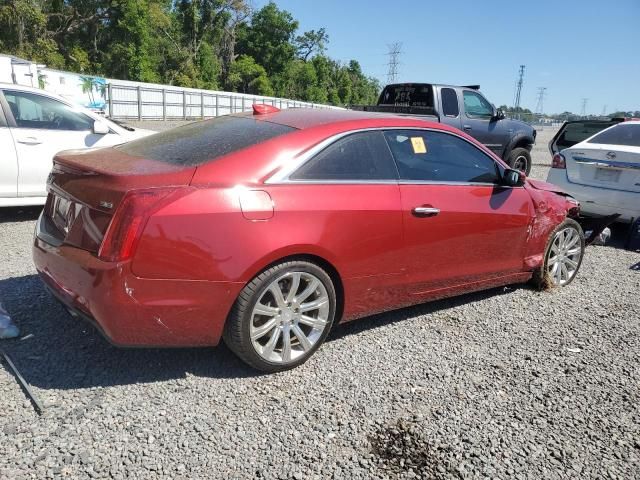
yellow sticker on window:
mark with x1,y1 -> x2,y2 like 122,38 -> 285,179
411,137 -> 427,154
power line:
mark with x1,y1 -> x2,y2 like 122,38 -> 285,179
513,65 -> 525,109
534,87 -> 547,115
386,42 -> 402,84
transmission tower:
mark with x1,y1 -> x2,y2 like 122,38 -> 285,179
386,43 -> 402,84
601,105 -> 607,116
534,87 -> 547,115
513,65 -> 525,109
581,98 -> 588,117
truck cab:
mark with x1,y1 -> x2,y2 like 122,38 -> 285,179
376,83 -> 537,174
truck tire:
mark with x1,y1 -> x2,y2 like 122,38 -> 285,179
507,147 -> 532,176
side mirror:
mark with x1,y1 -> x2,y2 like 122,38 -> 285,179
496,108 -> 505,120
503,168 -> 525,187
92,120 -> 110,135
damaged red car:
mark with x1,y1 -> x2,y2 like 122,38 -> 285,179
33,106 -> 584,372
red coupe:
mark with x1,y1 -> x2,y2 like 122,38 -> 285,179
33,106 -> 585,371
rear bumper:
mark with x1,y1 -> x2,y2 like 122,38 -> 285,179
33,213 -> 243,347
546,168 -> 640,222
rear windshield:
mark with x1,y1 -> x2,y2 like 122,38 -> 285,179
378,84 -> 434,108
117,116 -> 296,166
587,123 -> 640,147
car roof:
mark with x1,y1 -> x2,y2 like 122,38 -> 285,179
0,82 -> 74,104
235,107 -> 451,133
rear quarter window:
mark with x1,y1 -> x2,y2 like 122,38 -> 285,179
587,123 -> 640,147
117,116 -> 296,166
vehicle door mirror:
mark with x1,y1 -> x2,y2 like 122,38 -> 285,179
503,168 -> 525,187
495,108 -> 505,120
92,120 -> 110,135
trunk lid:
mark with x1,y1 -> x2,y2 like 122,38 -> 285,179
549,120 -> 621,155
564,144 -> 640,193
42,147 -> 196,253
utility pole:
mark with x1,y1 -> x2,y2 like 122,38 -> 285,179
534,87 -> 547,116
581,98 -> 588,118
386,43 -> 402,84
513,65 -> 525,110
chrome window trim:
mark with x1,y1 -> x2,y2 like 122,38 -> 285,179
265,126 -> 505,185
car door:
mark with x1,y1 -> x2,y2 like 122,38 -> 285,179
0,101 -> 18,198
270,130 -> 406,320
383,129 -> 533,297
1,89 -> 115,198
461,89 -> 507,156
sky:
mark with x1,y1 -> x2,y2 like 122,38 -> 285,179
255,0 -> 640,115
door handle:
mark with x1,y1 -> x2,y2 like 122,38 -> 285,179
462,125 -> 472,131
17,137 -> 42,145
412,206 -> 440,217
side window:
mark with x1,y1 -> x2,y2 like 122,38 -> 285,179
384,130 -> 500,184
4,90 -> 93,131
463,90 -> 493,118
290,131 -> 398,181
441,88 -> 459,117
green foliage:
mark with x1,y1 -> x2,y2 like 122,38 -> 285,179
237,2 -> 298,77
295,28 -> 328,62
228,55 -> 273,95
0,0 -> 380,106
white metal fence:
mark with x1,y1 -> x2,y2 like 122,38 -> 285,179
106,83 -> 336,120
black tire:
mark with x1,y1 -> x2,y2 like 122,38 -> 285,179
507,147 -> 532,176
223,260 -> 337,373
531,218 -> 585,289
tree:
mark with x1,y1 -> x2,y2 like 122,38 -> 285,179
227,55 -> 273,95
236,2 -> 298,77
295,28 -> 328,61
0,0 -> 380,106
102,0 -> 161,82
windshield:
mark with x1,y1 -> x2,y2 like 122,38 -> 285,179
117,115 -> 296,166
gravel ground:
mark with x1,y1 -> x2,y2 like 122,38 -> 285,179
1,127 -> 639,479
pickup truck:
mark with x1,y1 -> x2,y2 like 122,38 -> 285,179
352,83 -> 537,174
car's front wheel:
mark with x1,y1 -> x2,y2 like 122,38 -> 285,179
534,219 -> 585,288
223,260 -> 337,372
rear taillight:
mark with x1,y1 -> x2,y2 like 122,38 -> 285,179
98,187 -> 186,262
552,153 -> 566,169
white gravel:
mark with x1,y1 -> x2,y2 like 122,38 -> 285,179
1,126 -> 639,479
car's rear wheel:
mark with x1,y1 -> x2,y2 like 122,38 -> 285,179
534,219 -> 585,288
508,147 -> 532,175
223,261 -> 336,372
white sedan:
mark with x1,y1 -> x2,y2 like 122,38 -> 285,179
0,83 -> 154,207
547,120 -> 640,222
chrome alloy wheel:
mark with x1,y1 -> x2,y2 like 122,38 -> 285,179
250,272 -> 330,364
547,227 -> 582,286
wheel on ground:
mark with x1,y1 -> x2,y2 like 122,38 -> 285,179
508,147 -> 532,176
534,219 -> 585,288
223,261 -> 336,372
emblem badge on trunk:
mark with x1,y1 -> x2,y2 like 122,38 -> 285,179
99,201 -> 113,209
606,151 -> 616,160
